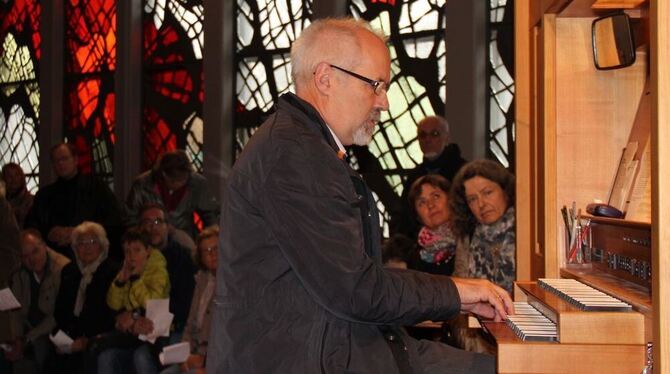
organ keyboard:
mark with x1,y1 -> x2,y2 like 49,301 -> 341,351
482,280 -> 646,374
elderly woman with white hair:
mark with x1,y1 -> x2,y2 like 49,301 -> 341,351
53,221 -> 120,373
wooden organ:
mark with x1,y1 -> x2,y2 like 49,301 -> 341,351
509,0 -> 668,371
483,278 -> 648,373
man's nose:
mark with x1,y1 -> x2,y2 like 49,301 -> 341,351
376,90 -> 389,111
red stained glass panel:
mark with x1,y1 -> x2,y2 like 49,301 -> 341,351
64,0 -> 116,179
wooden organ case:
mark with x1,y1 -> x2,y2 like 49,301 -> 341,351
508,0 -> 669,372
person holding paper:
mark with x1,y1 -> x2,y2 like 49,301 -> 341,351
5,229 -> 70,373
97,227 -> 170,374
51,222 -> 120,374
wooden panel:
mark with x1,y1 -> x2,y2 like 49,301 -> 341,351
554,16 -> 647,271
592,0 -> 648,9
484,322 -> 646,374
559,311 -> 644,344
651,0 -> 670,371
515,0 -> 532,282
542,14 -> 559,278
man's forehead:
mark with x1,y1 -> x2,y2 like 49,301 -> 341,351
142,208 -> 165,219
21,237 -> 42,252
419,121 -> 442,131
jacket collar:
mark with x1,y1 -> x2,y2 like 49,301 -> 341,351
278,93 -> 342,156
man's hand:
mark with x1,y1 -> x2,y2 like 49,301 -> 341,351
131,316 -> 154,335
451,277 -> 514,321
4,338 -> 24,361
180,354 -> 205,372
115,311 -> 134,333
70,337 -> 88,353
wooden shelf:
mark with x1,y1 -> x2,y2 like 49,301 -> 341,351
591,0 -> 648,9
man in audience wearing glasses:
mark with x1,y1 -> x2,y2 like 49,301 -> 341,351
139,203 -> 195,341
393,115 -> 467,240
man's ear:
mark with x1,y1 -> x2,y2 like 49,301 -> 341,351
313,62 -> 333,94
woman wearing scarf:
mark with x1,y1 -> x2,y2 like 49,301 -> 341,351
450,159 -> 516,295
407,174 -> 458,276
53,221 -> 120,373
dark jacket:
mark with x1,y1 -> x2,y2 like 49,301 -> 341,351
207,93 -> 462,373
0,197 -> 21,341
393,145 -> 467,240
24,174 -> 123,261
162,238 -> 196,332
54,258 -> 120,338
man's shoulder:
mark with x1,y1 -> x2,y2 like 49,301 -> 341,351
164,238 -> 194,260
47,248 -> 71,271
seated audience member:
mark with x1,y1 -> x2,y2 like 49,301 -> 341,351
381,234 -> 414,270
2,163 -> 34,228
140,203 -> 196,341
165,226 -> 219,374
6,229 -> 70,374
450,159 -> 516,294
393,115 -> 467,240
24,143 -> 123,261
407,174 -> 458,276
52,222 -> 120,374
125,150 -> 220,240
0,186 -> 21,373
98,228 -> 170,374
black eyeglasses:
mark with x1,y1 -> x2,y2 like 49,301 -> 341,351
329,64 -> 389,96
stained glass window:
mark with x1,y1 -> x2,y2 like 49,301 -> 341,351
143,0 -> 204,172
64,0 -> 117,180
349,0 -> 447,236
0,0 -> 41,192
234,0 -> 312,155
488,0 -> 515,168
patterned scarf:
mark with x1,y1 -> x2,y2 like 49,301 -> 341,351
417,223 -> 457,264
74,248 -> 108,317
468,207 -> 516,294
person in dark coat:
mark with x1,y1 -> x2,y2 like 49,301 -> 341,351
0,186 -> 21,373
393,115 -> 467,240
2,163 -> 34,228
125,150 -> 220,240
24,143 -> 123,261
207,18 -> 513,374
53,221 -> 120,374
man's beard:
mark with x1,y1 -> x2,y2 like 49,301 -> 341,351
423,151 -> 440,160
352,112 -> 380,146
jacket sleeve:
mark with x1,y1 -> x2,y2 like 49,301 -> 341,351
251,138 -> 461,326
26,258 -> 65,342
123,176 -> 148,229
192,175 -> 220,228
